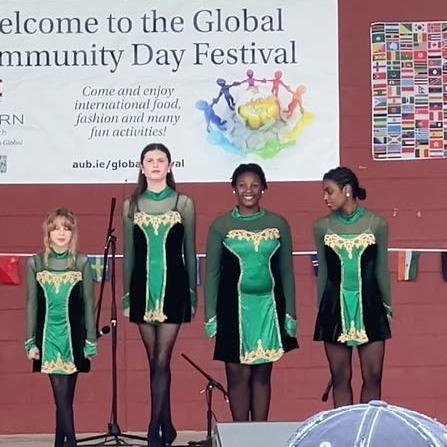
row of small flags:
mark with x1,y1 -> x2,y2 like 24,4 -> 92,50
0,255 -> 202,285
0,252 -> 446,285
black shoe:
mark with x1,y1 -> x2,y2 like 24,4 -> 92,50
147,430 -> 163,447
161,425 -> 177,446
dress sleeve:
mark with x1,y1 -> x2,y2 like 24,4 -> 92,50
204,220 -> 223,337
122,199 -> 134,314
313,219 -> 328,309
278,217 -> 297,337
375,217 -> 392,318
181,195 -> 197,311
80,255 -> 97,358
25,256 -> 38,353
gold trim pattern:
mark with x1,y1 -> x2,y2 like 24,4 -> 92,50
144,299 -> 168,323
337,321 -> 369,344
324,233 -> 376,259
134,210 -> 181,235
41,353 -> 77,374
226,228 -> 280,252
37,270 -> 82,293
240,339 -> 284,364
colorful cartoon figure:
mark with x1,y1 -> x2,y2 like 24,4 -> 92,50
283,85 -> 307,119
266,70 -> 289,97
213,78 -> 240,110
195,100 -> 227,132
240,69 -> 266,89
195,70 -> 314,159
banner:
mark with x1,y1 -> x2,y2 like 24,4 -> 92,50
0,0 -> 338,184
371,22 -> 447,160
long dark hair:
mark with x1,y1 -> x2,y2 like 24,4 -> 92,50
129,143 -> 176,217
323,166 -> 366,200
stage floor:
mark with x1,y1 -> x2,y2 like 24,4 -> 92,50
0,431 -> 206,446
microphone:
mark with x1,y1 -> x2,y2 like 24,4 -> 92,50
181,353 -> 229,403
97,326 -> 111,338
210,380 -> 230,403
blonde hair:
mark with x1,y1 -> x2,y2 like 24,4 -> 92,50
43,208 -> 78,266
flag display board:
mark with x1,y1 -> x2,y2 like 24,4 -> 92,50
371,22 -> 447,160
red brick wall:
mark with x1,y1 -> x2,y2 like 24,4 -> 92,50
1,0 -> 447,434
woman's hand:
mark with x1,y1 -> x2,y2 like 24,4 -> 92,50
27,346 -> 40,360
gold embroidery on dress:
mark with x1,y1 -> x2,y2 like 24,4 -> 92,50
324,233 -> 376,259
240,339 -> 284,364
337,321 -> 369,344
134,211 -> 181,235
37,271 -> 82,293
227,228 -> 280,252
41,353 -> 77,374
144,299 -> 168,323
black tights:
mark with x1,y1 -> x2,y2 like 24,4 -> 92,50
324,341 -> 385,408
225,362 -> 273,422
49,373 -> 78,447
139,323 -> 180,443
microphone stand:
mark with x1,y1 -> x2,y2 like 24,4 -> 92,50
78,198 -> 146,446
181,353 -> 229,447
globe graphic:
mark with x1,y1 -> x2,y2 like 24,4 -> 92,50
234,86 -> 280,132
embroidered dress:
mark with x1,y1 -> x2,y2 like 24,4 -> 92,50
122,187 -> 197,324
313,206 -> 392,346
204,208 -> 298,365
25,251 -> 97,374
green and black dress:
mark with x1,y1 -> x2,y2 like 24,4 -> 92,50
122,187 -> 196,324
204,208 -> 298,365
313,206 -> 392,346
25,251 -> 97,374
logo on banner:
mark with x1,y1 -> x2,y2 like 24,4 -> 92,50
195,69 -> 315,159
0,78 -> 25,151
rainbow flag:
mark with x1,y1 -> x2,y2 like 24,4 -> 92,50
397,250 -> 419,281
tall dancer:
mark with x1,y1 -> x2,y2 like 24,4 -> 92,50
123,143 -> 197,447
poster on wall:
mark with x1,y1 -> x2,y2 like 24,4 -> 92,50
371,21 -> 447,160
0,0 -> 338,183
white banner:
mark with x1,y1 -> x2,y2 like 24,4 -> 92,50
0,0 -> 338,183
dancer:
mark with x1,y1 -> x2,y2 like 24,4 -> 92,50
313,167 -> 392,408
25,208 -> 97,447
204,163 -> 298,422
122,143 -> 196,446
